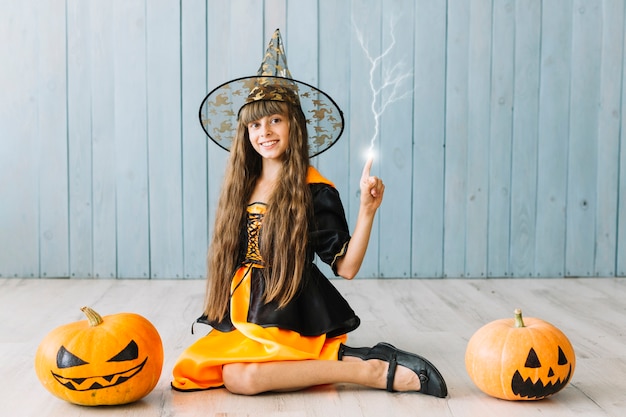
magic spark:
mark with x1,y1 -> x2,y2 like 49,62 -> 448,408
353,17 -> 413,160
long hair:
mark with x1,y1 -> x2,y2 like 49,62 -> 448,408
204,99 -> 312,322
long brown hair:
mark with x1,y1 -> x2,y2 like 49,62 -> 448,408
204,99 -> 312,322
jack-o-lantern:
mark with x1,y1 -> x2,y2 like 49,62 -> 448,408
35,306 -> 163,406
465,309 -> 575,400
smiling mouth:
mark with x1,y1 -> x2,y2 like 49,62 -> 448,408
50,357 -> 148,391
261,140 -> 278,147
511,364 -> 572,399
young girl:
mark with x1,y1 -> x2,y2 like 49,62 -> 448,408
171,30 -> 447,398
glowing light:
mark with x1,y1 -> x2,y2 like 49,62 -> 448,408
365,146 -> 376,161
353,17 -> 413,160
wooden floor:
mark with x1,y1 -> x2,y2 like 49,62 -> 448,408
1,277 -> 625,416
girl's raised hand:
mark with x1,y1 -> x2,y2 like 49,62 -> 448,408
360,157 -> 385,211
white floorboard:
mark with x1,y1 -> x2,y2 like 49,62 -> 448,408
1,277 -> 624,416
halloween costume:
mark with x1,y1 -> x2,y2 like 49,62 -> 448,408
172,28 -> 448,397
173,29 -> 354,390
171,167 -> 360,391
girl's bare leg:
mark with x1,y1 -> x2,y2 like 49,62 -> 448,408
221,358 -> 421,395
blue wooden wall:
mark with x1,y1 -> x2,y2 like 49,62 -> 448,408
1,0 -> 625,279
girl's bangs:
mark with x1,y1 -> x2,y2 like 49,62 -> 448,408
240,100 -> 288,125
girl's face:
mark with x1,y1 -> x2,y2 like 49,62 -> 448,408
247,113 -> 290,161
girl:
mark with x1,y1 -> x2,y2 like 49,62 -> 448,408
171,30 -> 447,398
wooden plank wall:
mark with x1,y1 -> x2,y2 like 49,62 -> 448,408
1,0 -> 625,279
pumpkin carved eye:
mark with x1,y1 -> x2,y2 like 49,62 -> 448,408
107,340 -> 139,362
57,346 -> 89,368
558,346 -> 568,365
524,348 -> 541,368
56,340 -> 140,369
523,346 -> 570,369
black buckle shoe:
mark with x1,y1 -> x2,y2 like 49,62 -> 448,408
338,343 -> 448,398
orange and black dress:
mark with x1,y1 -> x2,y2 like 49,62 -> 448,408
171,167 -> 360,391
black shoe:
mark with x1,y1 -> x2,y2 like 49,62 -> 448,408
338,342 -> 448,398
338,344 -> 370,360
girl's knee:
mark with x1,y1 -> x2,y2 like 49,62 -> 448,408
222,363 -> 263,395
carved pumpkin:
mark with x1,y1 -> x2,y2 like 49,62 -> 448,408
465,309 -> 575,400
35,306 -> 163,406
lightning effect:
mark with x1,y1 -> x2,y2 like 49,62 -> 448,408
353,18 -> 413,160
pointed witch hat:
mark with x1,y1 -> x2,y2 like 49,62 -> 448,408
198,29 -> 344,157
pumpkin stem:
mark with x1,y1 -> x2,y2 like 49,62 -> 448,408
80,306 -> 104,327
514,308 -> 525,328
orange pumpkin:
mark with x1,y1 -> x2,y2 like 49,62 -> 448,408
35,306 -> 163,406
465,309 -> 575,400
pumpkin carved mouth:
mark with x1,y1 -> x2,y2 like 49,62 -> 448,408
50,357 -> 148,391
511,364 -> 572,399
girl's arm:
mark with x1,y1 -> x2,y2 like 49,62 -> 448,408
335,158 -> 385,279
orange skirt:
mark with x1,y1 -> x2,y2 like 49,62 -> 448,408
171,266 -> 347,391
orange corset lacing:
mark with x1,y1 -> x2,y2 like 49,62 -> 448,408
243,203 -> 265,266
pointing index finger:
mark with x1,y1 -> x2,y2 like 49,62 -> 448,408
362,156 -> 373,180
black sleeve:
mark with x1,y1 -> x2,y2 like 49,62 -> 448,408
309,183 -> 351,275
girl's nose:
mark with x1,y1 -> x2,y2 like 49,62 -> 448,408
261,121 -> 272,136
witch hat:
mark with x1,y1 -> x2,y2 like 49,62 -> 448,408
198,29 -> 344,157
